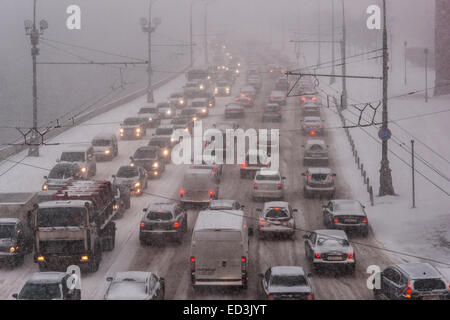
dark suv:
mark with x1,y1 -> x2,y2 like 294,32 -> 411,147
130,146 -> 165,179
374,263 -> 450,300
139,202 -> 187,245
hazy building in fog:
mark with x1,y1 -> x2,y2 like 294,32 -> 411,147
435,0 -> 450,95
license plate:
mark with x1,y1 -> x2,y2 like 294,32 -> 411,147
327,256 -> 343,261
345,219 -> 357,224
198,269 -> 215,275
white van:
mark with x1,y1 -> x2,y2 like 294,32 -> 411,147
189,209 -> 250,289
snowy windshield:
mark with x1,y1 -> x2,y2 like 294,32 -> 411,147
134,149 -> 157,159
138,108 -> 157,114
317,237 -> 349,247
19,283 -> 62,300
92,139 -> 111,147
60,152 -> 84,162
37,208 -> 87,227
270,275 -> 307,287
48,166 -> 74,179
123,118 -> 142,125
334,202 -> 361,212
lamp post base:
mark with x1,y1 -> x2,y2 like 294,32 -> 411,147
379,160 -> 395,196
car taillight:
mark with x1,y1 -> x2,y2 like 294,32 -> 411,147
277,183 -> 282,190
405,282 -> 412,298
254,183 -> 258,189
307,293 -> 314,300
310,130 -> 316,136
241,163 -> 247,168
209,189 -> 214,196
180,189 -> 185,196
315,252 -> 321,259
348,253 -> 354,259
235,98 -> 239,102
140,222 -> 145,228
241,256 -> 246,272
268,294 -> 273,300
333,218 -> 339,223
301,97 -> 306,101
260,220 -> 264,226
174,221 -> 180,229
362,219 -> 368,223
277,110 -> 281,114
311,97 -> 317,101
190,256 -> 196,283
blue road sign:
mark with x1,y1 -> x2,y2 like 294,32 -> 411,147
378,127 -> 392,141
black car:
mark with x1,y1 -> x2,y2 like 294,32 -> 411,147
130,146 -> 165,178
0,218 -> 33,267
322,200 -> 369,236
147,136 -> 172,164
180,108 -> 199,122
171,117 -> 193,134
258,266 -> 314,300
120,117 -> 147,140
139,202 -> 187,244
137,106 -> 161,128
374,263 -> 450,300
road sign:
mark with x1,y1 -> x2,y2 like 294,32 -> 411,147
378,127 -> 392,141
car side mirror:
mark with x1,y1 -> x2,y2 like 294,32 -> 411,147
303,234 -> 309,240
112,175 -> 116,179
43,176 -> 48,180
130,157 -> 134,161
301,173 -> 306,176
282,176 -> 286,180
106,277 -> 113,282
293,209 -> 298,212
258,273 -> 264,279
143,208 -> 147,212
307,273 -> 313,278
240,205 -> 245,208
333,173 -> 337,177
256,208 -> 262,212
12,293 -> 18,299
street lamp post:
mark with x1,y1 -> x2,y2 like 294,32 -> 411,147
141,1 -> 161,103
25,0 -> 48,157
379,0 -> 395,196
340,0 -> 347,109
330,0 -> 336,84
404,41 -> 407,85
425,48 -> 429,102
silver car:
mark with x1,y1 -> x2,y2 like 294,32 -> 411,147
258,266 -> 314,300
252,170 -> 286,200
302,167 -> 336,198
104,271 -> 165,300
303,139 -> 329,166
303,229 -> 356,274
91,134 -> 118,161
225,102 -> 245,118
256,201 -> 296,239
208,199 -> 243,211
113,165 -> 148,196
301,116 -> 324,136
179,168 -> 219,206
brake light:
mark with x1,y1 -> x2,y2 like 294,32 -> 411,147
333,219 -> 339,223
301,97 -> 306,101
254,183 -> 258,189
277,110 -> 281,114
241,163 -> 247,168
209,189 -> 215,196
310,130 -> 316,136
140,222 -> 145,228
277,183 -> 282,190
235,98 -> 239,102
270,69 -> 273,73
307,293 -> 314,300
315,253 -> 321,259
260,220 -> 264,226
348,253 -> 354,259
405,282 -> 412,298
205,141 -> 209,146
190,256 -> 196,283
307,175 -> 311,179
268,294 -> 273,300
311,97 -> 317,101
362,219 -> 368,223
180,189 -> 185,196
174,221 -> 180,229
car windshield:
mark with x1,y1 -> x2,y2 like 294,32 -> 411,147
37,207 -> 87,227
182,109 -> 196,115
265,208 -> 289,218
134,149 -> 157,159
170,93 -> 182,98
123,118 -> 142,125
270,275 -> 307,287
48,166 -> 73,179
138,108 -> 157,114
60,152 -> 84,162
192,101 -> 206,108
92,139 -> 111,147
209,203 -> 234,210
264,106 -> 279,112
19,283 -> 62,300
311,174 -> 329,181
117,167 -> 138,178
157,103 -> 170,109
148,139 -> 167,148
413,279 -> 446,291
156,128 -> 173,135
256,174 -> 279,181
172,118 -> 187,125
0,224 -> 15,238
334,202 -> 361,212
107,281 -> 147,299
185,83 -> 197,88
317,237 -> 349,247
309,144 -> 324,151
147,210 -> 173,221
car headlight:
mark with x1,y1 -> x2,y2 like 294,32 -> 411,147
148,117 -> 152,121
130,163 -> 135,167
202,109 -> 207,113
185,127 -> 189,132
152,162 -> 159,168
81,167 -> 87,173
113,204 -> 119,210
193,116 -> 198,121
226,87 -> 230,92
235,69 -> 239,74
163,149 -> 169,156
167,110 -> 172,115
237,63 -> 241,67
180,99 -> 184,105
9,247 -> 15,253
105,149 -> 111,155
120,128 -> 124,133
135,182 -> 140,188
214,88 -> 218,93
136,128 -> 141,133
170,137 -> 176,142
42,184 -> 48,190
199,85 -> 204,90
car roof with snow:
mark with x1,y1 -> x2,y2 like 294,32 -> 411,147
92,133 -> 116,140
395,263 -> 443,279
256,170 -> 280,176
0,217 -> 21,224
26,272 -> 66,284
112,271 -> 152,282
194,209 -> 245,231
62,145 -> 91,152
306,139 -> 326,146
270,90 -> 285,97
303,116 -> 322,122
315,229 -> 348,240
263,201 -> 289,210
270,266 -> 305,276
38,200 -> 92,209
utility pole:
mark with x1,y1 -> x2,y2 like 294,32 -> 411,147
404,41 -> 407,85
317,0 -> 321,66
190,1 -> 195,67
141,1 -> 161,103
340,0 -> 347,109
411,140 -> 416,208
24,0 -> 48,157
379,0 -> 395,196
330,0 -> 336,84
424,48 -> 429,102
204,3 -> 208,66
